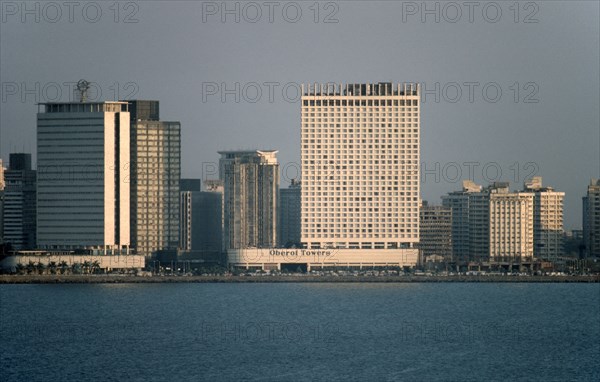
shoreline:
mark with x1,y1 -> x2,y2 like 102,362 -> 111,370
1,274 -> 599,284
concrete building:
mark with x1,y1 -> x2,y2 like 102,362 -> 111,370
583,179 -> 600,257
0,159 -> 4,190
488,185 -> 534,262
180,178 -> 201,252
0,159 -> 4,246
523,177 -> 564,261
418,201 -> 452,261
278,179 -> 301,247
179,179 -> 223,262
2,154 -> 37,250
128,100 -> 181,258
442,181 -> 488,261
443,181 -> 536,263
292,82 -> 421,269
219,150 -> 278,250
37,102 -> 130,250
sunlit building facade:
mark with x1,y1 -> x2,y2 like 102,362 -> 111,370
128,100 -> 181,258
489,186 -> 534,262
523,177 -> 564,261
293,82 -> 420,268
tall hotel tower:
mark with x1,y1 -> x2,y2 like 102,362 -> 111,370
37,102 -> 131,250
300,83 -> 420,267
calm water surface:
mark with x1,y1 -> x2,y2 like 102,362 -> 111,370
1,283 -> 599,381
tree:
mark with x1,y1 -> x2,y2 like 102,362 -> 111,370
72,263 -> 82,275
82,261 -> 91,274
59,261 -> 69,275
36,262 -> 46,275
91,260 -> 101,274
26,261 -> 36,275
48,262 -> 58,275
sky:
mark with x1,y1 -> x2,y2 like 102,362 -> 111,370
0,0 -> 598,229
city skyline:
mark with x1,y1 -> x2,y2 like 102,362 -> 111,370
1,3 -> 598,382
1,1 -> 598,230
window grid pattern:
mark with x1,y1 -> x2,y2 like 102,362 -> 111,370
300,84 -> 420,249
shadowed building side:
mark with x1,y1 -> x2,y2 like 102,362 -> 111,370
36,102 -> 131,251
219,150 -> 279,250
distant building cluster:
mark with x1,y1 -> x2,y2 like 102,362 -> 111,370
0,81 -> 597,272
441,177 -> 565,263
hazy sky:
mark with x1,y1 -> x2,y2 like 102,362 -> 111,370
1,1 -> 598,228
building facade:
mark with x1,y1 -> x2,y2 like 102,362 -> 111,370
442,181 -> 488,261
296,82 -> 420,268
278,179 -> 301,247
128,100 -> 181,258
523,177 -> 564,261
219,150 -> 278,250
180,179 -> 199,252
2,154 -> 36,250
583,179 -> 600,257
488,186 -> 534,262
418,201 -> 452,261
0,159 -> 4,246
0,159 -> 4,189
179,179 -> 223,260
37,102 -> 131,250
443,181 -> 538,263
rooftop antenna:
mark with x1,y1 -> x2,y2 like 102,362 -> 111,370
76,79 -> 90,103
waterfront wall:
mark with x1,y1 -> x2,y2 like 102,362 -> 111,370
0,254 -> 145,271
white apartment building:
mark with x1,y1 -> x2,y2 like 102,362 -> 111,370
523,177 -> 564,261
489,187 -> 534,262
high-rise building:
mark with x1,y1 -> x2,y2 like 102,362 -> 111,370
128,100 -> 181,258
0,159 -> 4,189
2,154 -> 37,250
37,102 -> 131,250
442,180 -> 488,261
418,201 -> 452,261
179,179 -> 222,258
300,82 -> 420,264
278,179 -> 301,247
583,179 -> 600,257
523,177 -> 564,261
0,159 -> 4,246
180,178 -> 201,252
489,185 -> 534,262
219,150 -> 278,250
